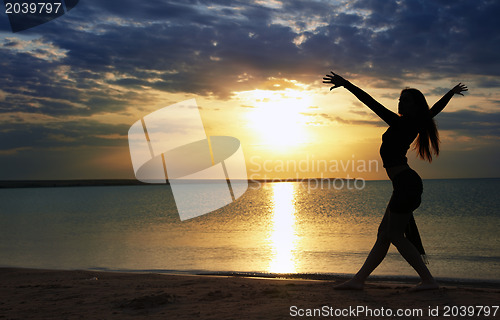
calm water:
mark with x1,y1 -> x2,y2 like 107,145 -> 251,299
0,179 -> 499,281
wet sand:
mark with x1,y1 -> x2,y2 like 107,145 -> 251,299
1,268 -> 498,319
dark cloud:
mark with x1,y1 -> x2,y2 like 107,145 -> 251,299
1,0 -> 499,116
302,0 -> 500,81
0,44 -> 142,116
475,77 -> 500,89
437,109 -> 500,137
0,120 -> 129,150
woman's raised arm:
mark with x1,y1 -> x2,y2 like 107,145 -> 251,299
429,83 -> 468,118
323,72 -> 399,126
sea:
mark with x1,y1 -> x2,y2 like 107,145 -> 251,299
0,178 -> 499,283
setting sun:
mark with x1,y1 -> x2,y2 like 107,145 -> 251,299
239,87 -> 312,150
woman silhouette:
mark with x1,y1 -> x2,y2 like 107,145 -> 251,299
323,72 -> 467,291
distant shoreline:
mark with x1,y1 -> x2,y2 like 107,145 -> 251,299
0,179 -> 149,188
0,178 -> 364,188
0,177 -> 497,188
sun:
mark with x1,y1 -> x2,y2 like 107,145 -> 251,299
240,88 -> 312,151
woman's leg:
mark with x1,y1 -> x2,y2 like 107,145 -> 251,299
335,208 -> 392,289
335,208 -> 438,290
334,237 -> 391,289
387,213 -> 438,291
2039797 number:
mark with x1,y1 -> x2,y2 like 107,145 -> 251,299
443,306 -> 498,317
5,2 -> 62,14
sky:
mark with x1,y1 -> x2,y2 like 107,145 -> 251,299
0,0 -> 499,181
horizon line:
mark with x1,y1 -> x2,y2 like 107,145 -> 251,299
0,177 -> 498,188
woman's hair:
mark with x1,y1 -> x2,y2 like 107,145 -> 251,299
401,88 -> 440,162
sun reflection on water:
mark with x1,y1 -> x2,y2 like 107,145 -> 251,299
268,182 -> 299,273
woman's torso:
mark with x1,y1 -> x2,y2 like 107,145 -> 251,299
380,117 -> 419,179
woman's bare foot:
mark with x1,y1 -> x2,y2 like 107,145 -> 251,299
409,280 -> 439,292
333,279 -> 364,290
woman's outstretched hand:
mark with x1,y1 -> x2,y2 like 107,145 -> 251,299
323,71 -> 348,90
451,83 -> 468,96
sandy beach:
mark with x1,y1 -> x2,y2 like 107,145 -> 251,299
0,268 -> 498,319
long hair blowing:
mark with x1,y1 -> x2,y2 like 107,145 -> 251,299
402,88 -> 440,162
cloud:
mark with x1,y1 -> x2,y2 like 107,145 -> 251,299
0,119 -> 129,151
300,0 -> 500,81
300,107 -> 500,138
475,77 -> 500,89
437,109 -> 500,138
300,111 -> 385,127
1,0 -> 499,116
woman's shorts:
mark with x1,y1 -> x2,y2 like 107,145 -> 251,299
388,169 -> 423,214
